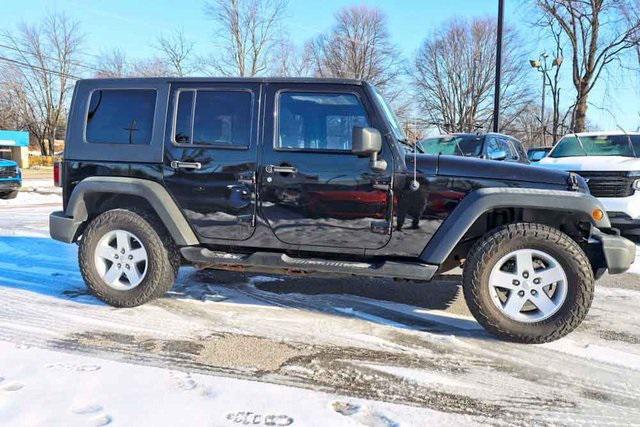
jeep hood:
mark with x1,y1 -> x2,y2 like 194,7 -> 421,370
538,155 -> 640,172
0,159 -> 17,167
415,154 -> 570,185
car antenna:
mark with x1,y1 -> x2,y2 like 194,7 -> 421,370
410,140 -> 420,191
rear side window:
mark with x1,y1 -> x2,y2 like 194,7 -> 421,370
173,90 -> 252,148
86,89 -> 156,145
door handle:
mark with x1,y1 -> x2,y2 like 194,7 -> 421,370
265,165 -> 297,174
171,160 -> 202,170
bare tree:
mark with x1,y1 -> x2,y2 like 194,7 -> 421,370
271,37 -> 309,77
155,29 -> 196,76
95,48 -> 129,78
130,58 -> 172,77
306,5 -> 403,94
412,17 -> 532,133
536,0 -> 640,132
0,64 -> 30,130
94,49 -> 172,78
203,0 -> 287,76
0,12 -> 83,155
545,19 -> 566,144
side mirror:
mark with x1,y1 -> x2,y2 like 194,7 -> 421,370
352,127 -> 382,155
488,149 -> 507,161
352,127 -> 387,172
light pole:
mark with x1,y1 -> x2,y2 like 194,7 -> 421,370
493,0 -> 504,133
529,53 -> 562,146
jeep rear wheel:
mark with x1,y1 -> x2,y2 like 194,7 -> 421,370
463,223 -> 594,343
79,209 -> 179,307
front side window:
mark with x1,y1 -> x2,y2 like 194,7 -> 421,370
173,90 -> 252,147
277,92 -> 369,151
86,89 -> 156,145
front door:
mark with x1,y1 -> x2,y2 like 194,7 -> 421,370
163,82 -> 259,240
259,84 -> 393,250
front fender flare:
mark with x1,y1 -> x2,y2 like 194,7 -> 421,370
419,187 -> 610,265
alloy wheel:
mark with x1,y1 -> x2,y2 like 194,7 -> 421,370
94,230 -> 148,291
488,249 -> 568,323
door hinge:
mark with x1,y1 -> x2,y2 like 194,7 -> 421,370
370,220 -> 391,235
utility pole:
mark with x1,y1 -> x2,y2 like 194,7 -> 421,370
492,0 -> 504,133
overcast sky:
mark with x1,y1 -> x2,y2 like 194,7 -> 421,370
3,0 -> 639,131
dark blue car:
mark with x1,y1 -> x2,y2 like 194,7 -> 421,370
0,159 -> 21,199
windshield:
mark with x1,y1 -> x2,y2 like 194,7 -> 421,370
417,135 -> 484,157
550,135 -> 640,158
370,85 -> 406,142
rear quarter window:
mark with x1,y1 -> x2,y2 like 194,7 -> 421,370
85,89 -> 156,145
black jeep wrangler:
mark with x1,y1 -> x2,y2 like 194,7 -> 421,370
50,77 -> 635,343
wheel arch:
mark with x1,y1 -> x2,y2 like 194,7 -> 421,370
64,177 -> 198,246
420,188 -> 609,270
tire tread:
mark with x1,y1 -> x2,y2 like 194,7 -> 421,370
78,208 -> 179,307
463,223 -> 594,343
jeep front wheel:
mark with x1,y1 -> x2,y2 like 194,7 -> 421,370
79,209 -> 179,307
463,223 -> 594,343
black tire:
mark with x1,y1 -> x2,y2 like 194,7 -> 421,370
463,223 -> 594,343
0,191 -> 18,199
78,208 -> 180,307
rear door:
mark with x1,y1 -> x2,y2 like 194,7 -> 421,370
258,83 -> 393,250
163,82 -> 260,241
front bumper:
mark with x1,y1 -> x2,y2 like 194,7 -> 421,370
598,192 -> 640,233
0,179 -> 21,191
607,212 -> 640,235
50,211 -> 83,243
590,228 -> 636,275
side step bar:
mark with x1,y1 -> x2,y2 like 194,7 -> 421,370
180,247 -> 438,281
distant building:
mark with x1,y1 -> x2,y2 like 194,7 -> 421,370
0,130 -> 29,168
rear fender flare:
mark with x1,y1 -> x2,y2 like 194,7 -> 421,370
66,176 -> 198,246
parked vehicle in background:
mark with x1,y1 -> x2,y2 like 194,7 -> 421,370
538,131 -> 640,237
417,133 -> 529,164
50,77 -> 635,344
0,159 -> 21,199
527,147 -> 552,162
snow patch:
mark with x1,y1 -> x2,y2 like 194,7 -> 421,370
629,244 -> 640,274
540,340 -> 640,371
0,340 -> 456,426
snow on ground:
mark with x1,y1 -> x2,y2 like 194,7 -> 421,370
1,180 -> 640,426
1,341 -> 459,427
629,249 -> 640,275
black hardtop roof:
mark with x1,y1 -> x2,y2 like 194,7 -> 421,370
78,76 -> 367,86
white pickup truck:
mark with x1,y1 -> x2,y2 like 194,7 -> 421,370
538,131 -> 640,237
